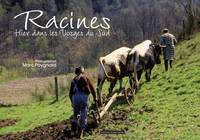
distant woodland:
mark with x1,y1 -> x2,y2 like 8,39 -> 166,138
0,0 -> 200,78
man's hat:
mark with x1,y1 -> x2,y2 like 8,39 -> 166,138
75,66 -> 84,74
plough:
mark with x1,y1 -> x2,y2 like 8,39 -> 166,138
90,86 -> 135,125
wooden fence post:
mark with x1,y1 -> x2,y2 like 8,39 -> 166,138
183,20 -> 185,40
55,77 -> 58,101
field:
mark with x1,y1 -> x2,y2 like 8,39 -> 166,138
0,34 -> 200,139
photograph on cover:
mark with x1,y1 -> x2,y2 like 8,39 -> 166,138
0,0 -> 200,139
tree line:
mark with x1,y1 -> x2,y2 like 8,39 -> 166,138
0,0 -> 200,78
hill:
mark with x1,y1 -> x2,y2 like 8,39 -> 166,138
1,0 -> 200,78
0,33 -> 200,139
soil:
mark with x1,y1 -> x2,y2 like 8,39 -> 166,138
0,119 -> 20,130
0,108 -> 136,140
0,75 -> 70,104
0,70 -> 154,139
0,70 -> 98,105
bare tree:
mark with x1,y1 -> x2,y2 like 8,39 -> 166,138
134,6 -> 159,41
176,0 -> 196,35
177,0 -> 193,14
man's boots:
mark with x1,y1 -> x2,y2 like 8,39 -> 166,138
170,60 -> 173,68
78,127 -> 84,139
71,121 -> 77,133
165,60 -> 168,71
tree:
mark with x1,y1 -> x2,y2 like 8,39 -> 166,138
176,0 -> 196,34
35,36 -> 48,56
177,0 -> 193,15
0,4 -> 4,43
18,39 -> 30,52
56,36 -> 78,73
134,5 -> 149,41
55,0 -> 71,12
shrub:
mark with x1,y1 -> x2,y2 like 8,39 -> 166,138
45,80 -> 55,95
30,84 -> 47,101
58,78 -> 68,95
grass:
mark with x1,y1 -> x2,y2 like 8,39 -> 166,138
0,96 -> 73,134
29,84 -> 47,101
86,33 -> 200,139
0,66 -> 27,83
0,33 -> 200,139
0,77 -> 24,84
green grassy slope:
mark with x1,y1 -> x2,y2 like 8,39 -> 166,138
0,33 -> 200,139
88,33 -> 200,139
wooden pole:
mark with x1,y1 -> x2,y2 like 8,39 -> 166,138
55,77 -> 58,101
183,20 -> 185,40
99,89 -> 124,119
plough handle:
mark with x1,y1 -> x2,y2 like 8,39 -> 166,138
95,100 -> 101,122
